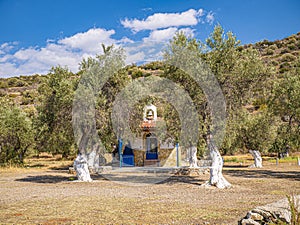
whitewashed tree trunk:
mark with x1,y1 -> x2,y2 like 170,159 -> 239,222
205,138 -> 231,189
189,146 -> 198,168
249,150 -> 262,168
74,154 -> 92,182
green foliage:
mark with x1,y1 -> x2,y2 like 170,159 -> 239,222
75,45 -> 129,153
280,53 -> 297,62
7,78 -> 18,86
21,90 -> 37,105
0,98 -> 34,164
269,60 -> 300,152
0,89 -> 6,97
0,80 -> 8,88
36,66 -> 78,157
163,31 -> 207,153
240,109 -> 278,153
141,61 -> 164,70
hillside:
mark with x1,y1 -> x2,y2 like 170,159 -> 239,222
244,31 -> 300,74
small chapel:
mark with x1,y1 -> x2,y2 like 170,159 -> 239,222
120,104 -> 181,167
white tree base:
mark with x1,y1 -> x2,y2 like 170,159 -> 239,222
74,154 -> 93,182
249,150 -> 263,168
205,137 -> 231,189
202,178 -> 232,189
189,146 -> 199,168
202,166 -> 232,189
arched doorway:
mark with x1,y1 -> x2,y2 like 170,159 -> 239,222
145,133 -> 158,160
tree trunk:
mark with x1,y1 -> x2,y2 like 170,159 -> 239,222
189,146 -> 198,168
249,150 -> 262,168
205,137 -> 231,189
74,154 -> 92,182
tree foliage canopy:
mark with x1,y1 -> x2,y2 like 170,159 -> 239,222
0,98 -> 34,164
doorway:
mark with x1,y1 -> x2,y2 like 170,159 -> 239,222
145,133 -> 158,160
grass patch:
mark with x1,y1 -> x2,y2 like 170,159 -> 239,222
287,194 -> 300,225
268,156 -> 299,163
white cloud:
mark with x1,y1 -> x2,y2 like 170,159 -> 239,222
14,48 -> 38,60
0,42 -> 18,55
121,8 -> 204,32
197,9 -> 204,17
0,28 -> 120,77
59,28 -> 116,54
143,27 -> 195,43
143,27 -> 178,42
206,11 -> 215,25
125,51 -> 146,64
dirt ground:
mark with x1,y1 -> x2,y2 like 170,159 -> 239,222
0,158 -> 299,224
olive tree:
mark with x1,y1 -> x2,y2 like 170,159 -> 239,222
36,66 -> 78,158
269,58 -> 300,153
0,98 -> 34,164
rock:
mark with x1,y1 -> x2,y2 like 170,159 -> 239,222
247,212 -> 264,221
73,154 -> 92,182
239,195 -> 300,224
240,218 -> 260,225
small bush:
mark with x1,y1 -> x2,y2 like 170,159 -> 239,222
280,48 -> 291,54
287,37 -> 297,44
296,41 -> 300,49
274,40 -> 283,48
271,60 -> 279,66
269,44 -> 278,50
0,80 -> 8,88
16,80 -> 27,87
7,78 -> 18,87
281,53 -> 297,62
288,43 -> 296,51
131,70 -> 144,79
266,49 -> 274,55
0,89 -> 6,97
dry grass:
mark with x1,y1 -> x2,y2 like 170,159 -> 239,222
0,156 -> 299,224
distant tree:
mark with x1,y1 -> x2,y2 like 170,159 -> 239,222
0,98 -> 34,164
269,58 -> 300,152
238,109 -> 278,167
35,66 -> 78,158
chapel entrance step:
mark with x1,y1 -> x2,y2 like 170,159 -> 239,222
144,159 -> 160,167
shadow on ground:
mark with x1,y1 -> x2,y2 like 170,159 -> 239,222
15,175 -> 73,184
91,173 -> 206,186
224,167 -> 300,181
157,175 -> 206,186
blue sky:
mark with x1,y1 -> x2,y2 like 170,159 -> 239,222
0,0 -> 299,77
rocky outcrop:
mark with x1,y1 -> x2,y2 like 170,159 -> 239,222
239,195 -> 300,224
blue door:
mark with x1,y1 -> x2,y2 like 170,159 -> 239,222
146,134 -> 158,159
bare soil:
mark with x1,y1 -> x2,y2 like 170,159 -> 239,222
0,157 -> 299,224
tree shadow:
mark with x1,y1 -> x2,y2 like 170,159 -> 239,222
90,172 -> 206,186
157,175 -> 206,186
224,167 -> 300,181
15,175 -> 72,184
